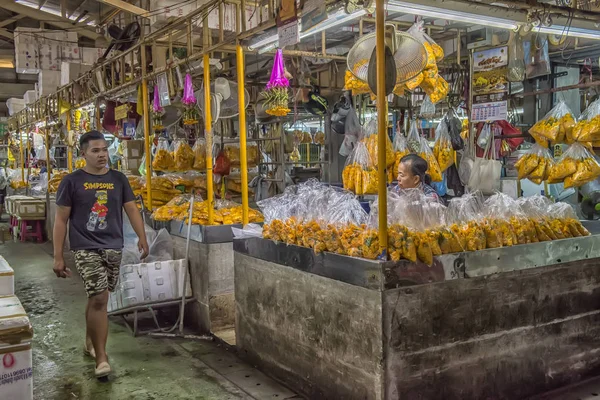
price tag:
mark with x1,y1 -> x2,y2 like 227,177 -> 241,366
278,19 -> 299,48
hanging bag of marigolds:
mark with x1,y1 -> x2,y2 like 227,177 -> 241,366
261,49 -> 291,117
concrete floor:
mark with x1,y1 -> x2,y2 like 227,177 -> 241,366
1,239 -> 297,400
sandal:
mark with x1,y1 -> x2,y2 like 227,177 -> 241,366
95,361 -> 111,378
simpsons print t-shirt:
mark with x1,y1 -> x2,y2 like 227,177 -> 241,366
56,169 -> 135,250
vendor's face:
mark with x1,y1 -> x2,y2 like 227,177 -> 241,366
82,139 -> 108,169
397,161 -> 420,189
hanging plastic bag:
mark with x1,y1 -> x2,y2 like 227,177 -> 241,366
524,36 -> 551,79
477,123 -> 491,149
428,76 -> 450,104
361,119 -> 395,169
152,138 -> 174,171
444,109 -> 465,151
342,141 -> 377,195
548,143 -> 600,188
468,138 -> 501,195
417,137 -> 443,182
573,99 -> 600,143
392,132 -> 410,182
420,96 -> 435,118
173,139 -> 195,171
192,139 -> 206,170
514,144 -> 554,184
214,150 -> 231,176
529,100 -> 576,143
433,122 -> 455,172
507,32 -> 525,82
407,120 -> 421,153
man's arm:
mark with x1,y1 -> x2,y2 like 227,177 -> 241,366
53,205 -> 71,278
123,201 -> 149,259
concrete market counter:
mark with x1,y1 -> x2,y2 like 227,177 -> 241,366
234,234 -> 600,400
171,222 -> 241,336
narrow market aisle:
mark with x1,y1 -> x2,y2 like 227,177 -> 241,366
1,240 -> 297,400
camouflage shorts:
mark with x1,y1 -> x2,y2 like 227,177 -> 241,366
73,249 -> 122,298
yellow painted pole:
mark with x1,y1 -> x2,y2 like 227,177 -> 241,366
141,42 -> 153,209
18,125 -> 24,182
375,0 -> 388,256
236,44 -> 249,225
142,80 -> 152,208
45,124 -> 51,182
66,112 -> 73,172
204,53 -> 215,225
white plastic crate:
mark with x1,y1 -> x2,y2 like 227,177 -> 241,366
0,296 -> 32,400
5,196 -> 32,216
0,256 -> 14,297
13,199 -> 45,219
108,259 -> 191,312
0,343 -> 33,400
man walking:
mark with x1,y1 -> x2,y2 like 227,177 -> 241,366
53,130 -> 148,378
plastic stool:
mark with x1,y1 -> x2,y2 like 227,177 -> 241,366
18,219 -> 44,243
8,215 -> 17,235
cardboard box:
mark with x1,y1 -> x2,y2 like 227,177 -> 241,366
122,158 -> 142,171
5,196 -> 32,216
122,140 -> 144,159
13,199 -> 46,219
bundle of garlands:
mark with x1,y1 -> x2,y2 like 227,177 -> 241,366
261,49 -> 290,117
182,73 -> 199,125
152,86 -> 164,131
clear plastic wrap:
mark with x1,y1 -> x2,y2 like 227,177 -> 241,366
447,192 -> 486,252
547,143 -> 600,188
342,141 -> 377,195
392,133 -> 410,183
152,138 -> 174,171
407,120 -> 421,153
433,122 -> 455,172
529,100 -> 576,143
420,96 -> 435,118
173,139 -> 195,171
192,139 -> 206,170
508,32 -> 525,82
362,119 -> 395,168
546,202 -> 590,237
483,192 -> 535,246
573,99 -> 600,143
514,143 -> 554,184
417,137 -> 443,182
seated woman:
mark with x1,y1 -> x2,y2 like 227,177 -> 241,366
393,153 -> 440,202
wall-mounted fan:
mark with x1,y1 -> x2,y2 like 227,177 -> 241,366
196,77 -> 250,124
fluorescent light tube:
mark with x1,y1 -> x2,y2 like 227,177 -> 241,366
249,9 -> 367,51
387,1 -> 519,30
536,25 -> 600,40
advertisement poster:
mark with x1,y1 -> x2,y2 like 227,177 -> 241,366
471,46 -> 509,122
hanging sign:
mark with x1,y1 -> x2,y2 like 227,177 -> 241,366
114,104 -> 129,120
471,46 -> 509,123
278,20 -> 300,48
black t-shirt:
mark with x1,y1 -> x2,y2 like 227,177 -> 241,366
55,169 -> 135,251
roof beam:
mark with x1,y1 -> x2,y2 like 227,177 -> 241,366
0,0 -> 100,40
0,30 -> 13,41
0,14 -> 26,29
95,0 -> 149,17
69,0 -> 87,18
61,0 -> 67,18
38,0 -> 49,9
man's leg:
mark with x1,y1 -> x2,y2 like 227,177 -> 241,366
87,290 -> 109,366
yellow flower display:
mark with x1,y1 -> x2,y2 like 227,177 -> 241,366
173,140 -> 195,171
